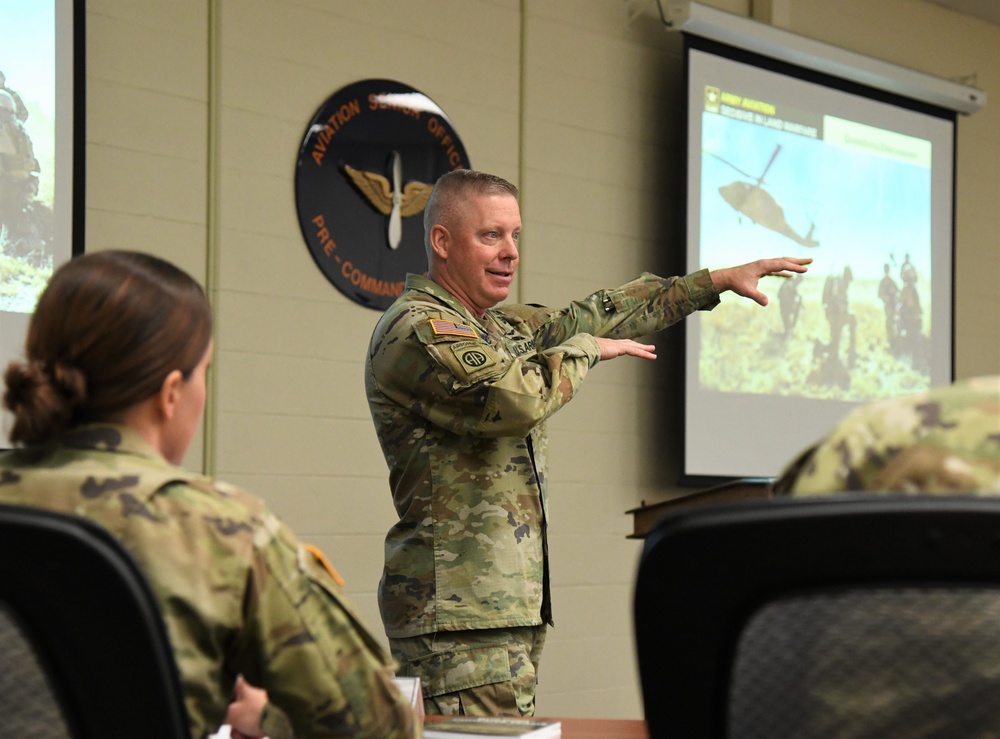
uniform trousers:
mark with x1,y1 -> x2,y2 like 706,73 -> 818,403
389,625 -> 548,717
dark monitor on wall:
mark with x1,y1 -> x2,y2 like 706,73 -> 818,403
676,17 -> 961,485
0,0 -> 84,444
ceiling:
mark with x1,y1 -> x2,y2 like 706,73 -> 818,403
923,0 -> 1000,26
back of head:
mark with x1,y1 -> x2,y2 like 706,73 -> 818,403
423,169 -> 518,256
774,375 -> 1000,495
3,251 -> 213,447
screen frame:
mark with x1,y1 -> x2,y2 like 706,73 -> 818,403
679,33 -> 957,488
69,0 -> 85,258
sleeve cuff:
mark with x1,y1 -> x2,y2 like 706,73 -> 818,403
685,268 -> 721,311
259,701 -> 294,739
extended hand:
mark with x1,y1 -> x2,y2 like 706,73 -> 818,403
595,337 -> 657,361
710,257 -> 812,306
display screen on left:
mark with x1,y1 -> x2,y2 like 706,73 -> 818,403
1,0 -> 81,443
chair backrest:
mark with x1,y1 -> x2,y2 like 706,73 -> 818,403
633,494 -> 1000,739
0,503 -> 190,739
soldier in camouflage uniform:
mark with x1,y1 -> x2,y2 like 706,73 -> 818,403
0,70 -> 29,122
0,88 -> 40,242
773,374 -> 1000,495
1,251 -> 418,739
365,169 -> 812,717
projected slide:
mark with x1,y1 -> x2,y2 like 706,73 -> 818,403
684,46 -> 954,480
700,98 -> 933,399
0,1 -> 57,308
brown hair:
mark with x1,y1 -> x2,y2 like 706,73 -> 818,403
3,250 -> 213,446
423,169 -> 519,257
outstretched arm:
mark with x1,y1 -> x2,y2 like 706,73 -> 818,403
710,257 -> 812,307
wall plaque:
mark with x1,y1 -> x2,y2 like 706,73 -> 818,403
295,79 -> 471,311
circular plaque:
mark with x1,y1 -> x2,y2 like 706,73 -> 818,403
295,79 -> 471,311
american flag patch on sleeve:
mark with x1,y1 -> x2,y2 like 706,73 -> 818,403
430,319 -> 478,338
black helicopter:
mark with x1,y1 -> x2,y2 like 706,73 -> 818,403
708,143 -> 819,248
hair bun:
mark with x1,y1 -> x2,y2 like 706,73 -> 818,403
3,360 -> 44,414
3,360 -> 87,446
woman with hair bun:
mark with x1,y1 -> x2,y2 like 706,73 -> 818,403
1,251 -> 417,739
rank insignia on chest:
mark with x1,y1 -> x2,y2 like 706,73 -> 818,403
430,319 -> 478,338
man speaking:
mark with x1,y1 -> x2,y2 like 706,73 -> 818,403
365,169 -> 810,717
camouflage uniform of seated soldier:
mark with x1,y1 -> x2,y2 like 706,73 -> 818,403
773,374 -> 1000,497
2,251 -> 418,739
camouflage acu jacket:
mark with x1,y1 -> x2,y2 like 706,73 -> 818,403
366,271 -> 719,638
774,375 -> 1000,495
0,425 -> 418,739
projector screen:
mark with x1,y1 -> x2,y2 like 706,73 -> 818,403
683,37 -> 956,483
0,0 -> 83,444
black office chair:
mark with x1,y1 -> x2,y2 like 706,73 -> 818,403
633,494 -> 1000,739
0,503 -> 190,738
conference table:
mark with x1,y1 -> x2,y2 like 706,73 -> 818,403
424,715 -> 648,737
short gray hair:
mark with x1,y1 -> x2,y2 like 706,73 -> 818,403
423,170 -> 519,256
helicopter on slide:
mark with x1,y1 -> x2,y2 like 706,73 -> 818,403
707,143 -> 819,248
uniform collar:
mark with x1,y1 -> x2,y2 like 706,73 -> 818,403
61,423 -> 169,464
404,273 -> 484,325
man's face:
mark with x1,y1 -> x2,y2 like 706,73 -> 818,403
434,192 -> 521,317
